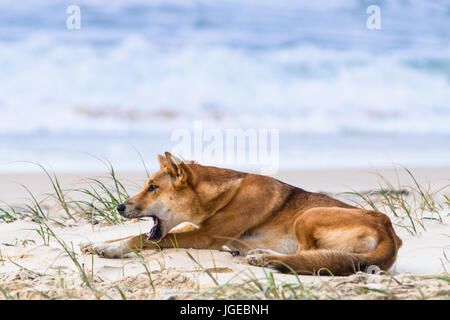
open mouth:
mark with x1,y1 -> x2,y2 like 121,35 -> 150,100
146,216 -> 162,241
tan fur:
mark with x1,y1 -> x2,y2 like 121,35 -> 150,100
80,152 -> 402,276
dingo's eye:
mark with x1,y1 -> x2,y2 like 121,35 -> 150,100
148,184 -> 157,192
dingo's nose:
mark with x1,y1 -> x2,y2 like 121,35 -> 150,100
116,203 -> 126,215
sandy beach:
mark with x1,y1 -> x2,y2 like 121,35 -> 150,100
0,166 -> 448,299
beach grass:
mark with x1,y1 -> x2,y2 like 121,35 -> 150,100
341,166 -> 449,235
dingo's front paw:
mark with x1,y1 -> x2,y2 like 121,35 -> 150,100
79,241 -> 125,258
79,241 -> 94,254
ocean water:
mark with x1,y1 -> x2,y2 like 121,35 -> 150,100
0,0 -> 449,173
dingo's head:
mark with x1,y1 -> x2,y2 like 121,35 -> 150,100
116,152 -> 208,242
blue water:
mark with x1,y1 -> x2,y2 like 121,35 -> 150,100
0,0 -> 449,172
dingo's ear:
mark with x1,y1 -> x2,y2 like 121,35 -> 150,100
158,152 -> 182,170
164,151 -> 181,176
165,152 -> 182,165
157,154 -> 167,169
164,152 -> 191,188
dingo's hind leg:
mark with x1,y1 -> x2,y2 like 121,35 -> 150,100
247,207 -> 397,276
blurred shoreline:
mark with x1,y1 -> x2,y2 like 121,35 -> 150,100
1,166 -> 448,204
2,132 -> 450,174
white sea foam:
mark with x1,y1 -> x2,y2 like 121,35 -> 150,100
1,37 -> 450,135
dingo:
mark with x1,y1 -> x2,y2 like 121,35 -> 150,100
80,152 -> 402,275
